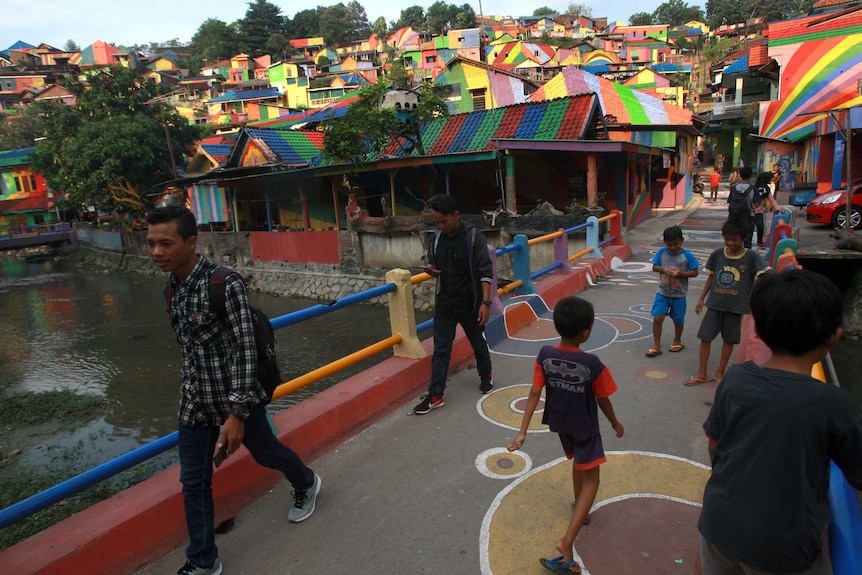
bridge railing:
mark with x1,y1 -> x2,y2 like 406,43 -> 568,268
0,211 -> 622,530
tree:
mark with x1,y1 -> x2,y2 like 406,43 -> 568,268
322,77 -> 448,165
63,39 -> 80,52
452,4 -> 477,29
372,16 -> 388,43
395,6 -> 426,30
265,33 -> 292,61
426,1 -> 454,35
0,108 -> 43,150
629,12 -> 654,25
191,18 -> 242,64
533,6 -> 559,16
566,2 -> 592,16
239,0 -> 286,56
346,1 -> 372,40
320,4 -> 352,45
652,0 -> 704,26
30,67 -> 203,211
286,8 -> 322,39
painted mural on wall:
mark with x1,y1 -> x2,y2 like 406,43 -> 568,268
762,141 -> 801,191
759,20 -> 862,143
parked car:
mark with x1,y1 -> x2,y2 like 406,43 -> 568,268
805,180 -> 862,230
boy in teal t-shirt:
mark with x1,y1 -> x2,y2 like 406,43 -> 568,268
646,226 -> 699,358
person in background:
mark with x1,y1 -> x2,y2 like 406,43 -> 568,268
708,169 -> 721,203
698,270 -> 862,574
752,171 -> 775,248
146,206 -> 321,575
414,194 -> 495,415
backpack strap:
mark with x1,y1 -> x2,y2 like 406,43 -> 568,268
208,266 -> 233,312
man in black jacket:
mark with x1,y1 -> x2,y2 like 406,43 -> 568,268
415,194 -> 495,415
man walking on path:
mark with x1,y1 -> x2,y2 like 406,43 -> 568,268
414,194 -> 494,415
146,206 -> 321,575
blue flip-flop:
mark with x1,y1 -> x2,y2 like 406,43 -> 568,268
539,556 -> 581,574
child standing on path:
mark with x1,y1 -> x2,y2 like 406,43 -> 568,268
708,169 -> 721,202
646,226 -> 699,358
685,218 -> 770,386
508,296 -> 624,575
698,270 -> 862,574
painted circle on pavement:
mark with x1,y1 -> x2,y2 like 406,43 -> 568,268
475,447 -> 533,480
478,385 -> 549,431
480,451 -> 710,575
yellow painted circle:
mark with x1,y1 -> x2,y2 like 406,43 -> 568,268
476,448 -> 532,479
478,385 -> 548,431
480,451 -> 710,575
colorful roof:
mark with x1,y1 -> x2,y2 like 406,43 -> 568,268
724,54 -> 749,74
760,16 -> 862,141
530,66 -> 692,127
209,88 -> 282,103
0,148 -> 35,168
379,94 -> 600,159
199,144 -> 231,167
0,190 -> 47,213
240,128 -> 325,166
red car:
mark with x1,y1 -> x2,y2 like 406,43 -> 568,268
805,180 -> 862,230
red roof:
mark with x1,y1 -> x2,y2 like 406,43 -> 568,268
0,191 -> 48,213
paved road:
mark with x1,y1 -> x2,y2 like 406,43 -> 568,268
135,189 -> 831,575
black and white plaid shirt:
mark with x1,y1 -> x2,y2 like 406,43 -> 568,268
168,255 -> 268,427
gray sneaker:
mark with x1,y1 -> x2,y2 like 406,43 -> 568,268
289,473 -> 321,523
177,558 -> 223,575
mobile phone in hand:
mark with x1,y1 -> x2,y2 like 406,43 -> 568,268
213,444 -> 228,467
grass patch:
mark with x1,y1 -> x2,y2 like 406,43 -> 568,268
0,376 -> 176,550
4,388 -> 107,427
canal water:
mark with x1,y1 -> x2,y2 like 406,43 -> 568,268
0,258 -> 429,476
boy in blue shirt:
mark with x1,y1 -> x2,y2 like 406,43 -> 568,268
646,226 -> 699,357
699,269 -> 862,573
508,296 -> 624,575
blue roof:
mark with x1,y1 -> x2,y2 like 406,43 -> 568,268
724,54 -> 749,75
0,147 -> 36,168
208,88 -> 282,103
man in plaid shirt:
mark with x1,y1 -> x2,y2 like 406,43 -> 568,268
146,206 -> 321,575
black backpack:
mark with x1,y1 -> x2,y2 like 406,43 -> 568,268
164,266 -> 282,401
728,184 -> 752,219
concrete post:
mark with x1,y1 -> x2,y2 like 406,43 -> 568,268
553,229 -> 574,274
386,268 -> 426,359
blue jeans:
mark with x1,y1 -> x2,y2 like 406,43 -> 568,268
429,311 -> 492,397
178,404 -> 314,567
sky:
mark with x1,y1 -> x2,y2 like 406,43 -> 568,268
3,0 -> 707,51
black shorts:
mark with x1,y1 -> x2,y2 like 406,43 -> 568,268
559,433 -> 606,470
697,308 -> 742,344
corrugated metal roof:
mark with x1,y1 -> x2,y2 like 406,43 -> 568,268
0,148 -> 36,168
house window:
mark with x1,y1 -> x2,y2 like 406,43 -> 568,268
425,55 -> 437,64
446,84 -> 461,100
14,176 -> 21,192
286,68 -> 292,77
471,88 -> 486,111
29,175 -> 36,190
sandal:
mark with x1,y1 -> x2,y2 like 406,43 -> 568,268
684,375 -> 716,386
668,344 -> 685,352
540,556 -> 581,574
645,348 -> 662,358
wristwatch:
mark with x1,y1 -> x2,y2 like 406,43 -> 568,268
481,300 -> 492,307
229,404 -> 250,421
